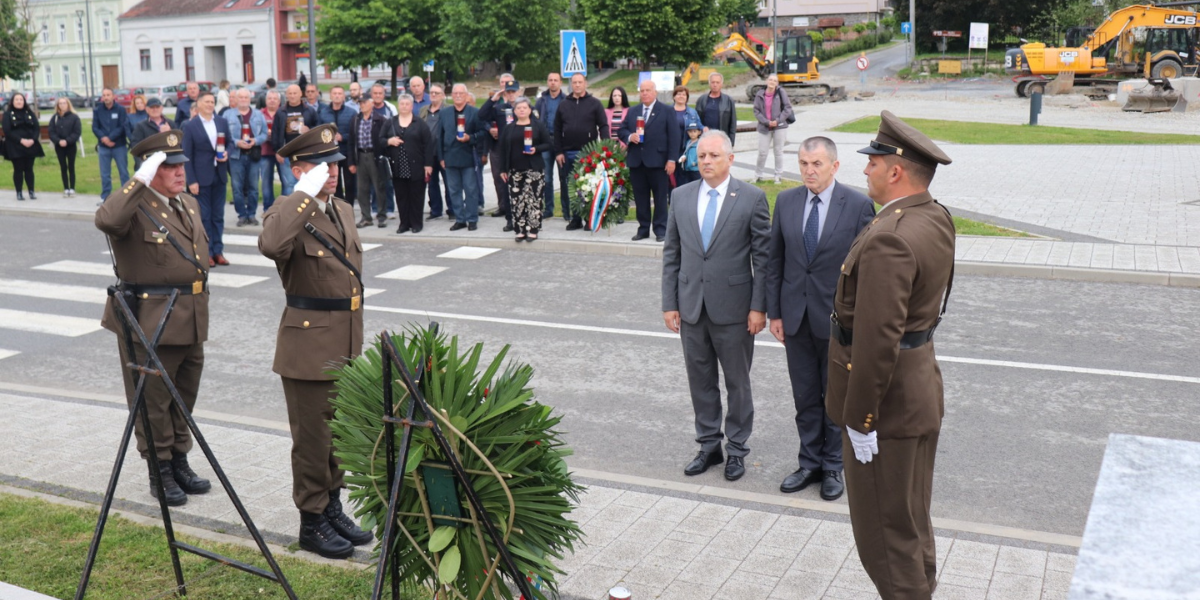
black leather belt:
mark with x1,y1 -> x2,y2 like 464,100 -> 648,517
286,294 -> 361,311
830,315 -> 937,350
122,282 -> 207,296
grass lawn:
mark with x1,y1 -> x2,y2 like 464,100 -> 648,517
0,493 -> 425,599
833,116 -> 1200,145
548,178 -> 1027,236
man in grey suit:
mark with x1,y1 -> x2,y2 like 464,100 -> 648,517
663,131 -> 772,481
765,137 -> 875,500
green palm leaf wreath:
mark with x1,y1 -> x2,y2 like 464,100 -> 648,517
329,325 -> 584,599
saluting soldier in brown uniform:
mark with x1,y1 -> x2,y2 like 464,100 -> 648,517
258,123 -> 373,559
825,111 -> 955,600
95,131 -> 213,507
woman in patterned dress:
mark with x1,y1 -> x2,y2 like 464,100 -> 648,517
498,97 -> 551,242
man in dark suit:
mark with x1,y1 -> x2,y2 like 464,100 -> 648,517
765,136 -> 874,501
662,131 -> 771,482
620,80 -> 680,242
182,91 -> 231,267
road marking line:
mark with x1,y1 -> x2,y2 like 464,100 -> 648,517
224,234 -> 381,252
0,350 -> 19,361
0,382 -> 1089,548
375,265 -> 447,281
363,289 -> 386,298
218,252 -> 278,269
0,309 -> 103,337
33,260 -> 269,288
0,279 -> 108,304
367,306 -> 1200,385
437,246 -> 501,260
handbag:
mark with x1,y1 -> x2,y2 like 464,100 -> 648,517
244,143 -> 262,162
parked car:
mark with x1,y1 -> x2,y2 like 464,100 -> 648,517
133,84 -> 178,107
89,88 -> 135,108
370,77 -> 410,98
175,81 -> 216,103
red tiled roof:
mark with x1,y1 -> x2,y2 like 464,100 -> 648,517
121,0 -> 269,19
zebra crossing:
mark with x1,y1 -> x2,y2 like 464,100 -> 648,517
0,240 -> 498,362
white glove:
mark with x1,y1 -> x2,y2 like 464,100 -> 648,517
133,151 -> 167,185
294,162 -> 330,198
847,428 -> 879,464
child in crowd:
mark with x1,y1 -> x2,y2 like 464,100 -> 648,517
677,121 -> 702,187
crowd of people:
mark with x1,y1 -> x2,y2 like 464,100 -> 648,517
4,69 -> 811,252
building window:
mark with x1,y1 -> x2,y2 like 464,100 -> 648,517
164,48 -> 174,70
254,0 -> 267,5
62,65 -> 71,89
184,47 -> 195,81
76,19 -> 84,42
58,22 -> 66,43
102,19 -> 111,41
44,65 -> 52,86
41,23 -> 48,44
139,49 -> 151,71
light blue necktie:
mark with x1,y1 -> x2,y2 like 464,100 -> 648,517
701,189 -> 719,251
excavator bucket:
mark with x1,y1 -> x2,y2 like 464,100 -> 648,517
1123,78 -> 1182,113
1045,71 -> 1075,95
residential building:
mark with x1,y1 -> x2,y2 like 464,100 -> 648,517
118,0 -> 278,87
6,0 -> 138,96
757,0 -> 891,30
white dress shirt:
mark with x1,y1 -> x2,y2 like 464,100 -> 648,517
199,114 -> 217,148
802,181 -> 835,241
698,176 -> 731,229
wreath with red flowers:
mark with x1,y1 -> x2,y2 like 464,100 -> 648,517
567,139 -> 633,231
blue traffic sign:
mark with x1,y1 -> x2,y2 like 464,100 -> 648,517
561,30 -> 587,77
901,21 -> 912,34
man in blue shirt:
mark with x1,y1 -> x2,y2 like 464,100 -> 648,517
319,85 -> 359,207
92,88 -> 130,203
408,76 -> 431,114
535,73 -> 565,219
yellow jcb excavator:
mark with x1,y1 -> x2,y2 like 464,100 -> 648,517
680,23 -> 844,103
1005,3 -> 1200,98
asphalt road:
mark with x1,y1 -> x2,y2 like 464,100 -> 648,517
2,215 -> 1198,539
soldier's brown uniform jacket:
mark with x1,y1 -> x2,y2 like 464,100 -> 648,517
825,191 -> 954,438
258,190 -> 364,380
95,179 -> 210,344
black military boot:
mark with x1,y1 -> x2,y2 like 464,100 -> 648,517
171,452 -> 212,494
299,511 -> 354,559
324,491 -> 374,546
149,460 -> 187,506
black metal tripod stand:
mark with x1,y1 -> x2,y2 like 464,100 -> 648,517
74,289 -> 297,599
371,325 -> 536,600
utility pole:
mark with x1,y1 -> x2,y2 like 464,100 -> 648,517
84,0 -> 95,99
306,0 -> 317,88
74,10 -> 91,100
909,0 -> 916,66
771,0 -> 777,73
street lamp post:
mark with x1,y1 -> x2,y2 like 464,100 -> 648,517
771,0 -> 777,73
306,0 -> 317,88
74,10 -> 90,100
82,0 -> 96,102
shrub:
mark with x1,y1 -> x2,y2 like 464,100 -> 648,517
878,28 -> 893,44
807,30 -> 824,44
853,23 -> 867,34
881,16 -> 897,30
823,27 -> 838,40
815,32 -> 895,62
866,21 -> 878,31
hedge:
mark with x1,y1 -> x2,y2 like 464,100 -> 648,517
815,30 -> 894,62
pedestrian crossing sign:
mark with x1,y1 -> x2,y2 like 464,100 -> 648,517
561,30 -> 587,77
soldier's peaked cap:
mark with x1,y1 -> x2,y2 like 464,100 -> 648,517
277,123 -> 345,164
130,130 -> 189,165
858,110 -> 952,169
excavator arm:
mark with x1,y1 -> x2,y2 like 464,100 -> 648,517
1081,4 -> 1198,53
681,32 -> 774,86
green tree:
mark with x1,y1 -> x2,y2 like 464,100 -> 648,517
576,0 -> 724,67
716,0 -> 760,26
0,0 -> 34,82
440,0 -> 566,72
316,0 -> 442,91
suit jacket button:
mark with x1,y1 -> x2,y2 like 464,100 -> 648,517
302,321 -> 310,328
317,250 -> 325,257
847,363 -> 852,371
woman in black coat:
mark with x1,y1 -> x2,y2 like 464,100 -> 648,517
48,97 -> 82,197
383,94 -> 435,234
2,93 -> 44,200
498,97 -> 551,241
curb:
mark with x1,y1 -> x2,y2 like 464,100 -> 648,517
5,205 -> 1200,288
